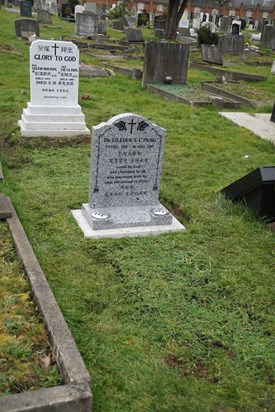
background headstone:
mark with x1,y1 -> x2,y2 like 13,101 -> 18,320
74,4 -> 85,19
20,0 -> 32,17
271,61 -> 275,75
231,20 -> 241,35
75,11 -> 98,38
61,3 -> 74,21
218,34 -> 244,54
18,39 -> 89,137
260,25 -> 275,49
142,41 -> 189,85
126,28 -> 144,43
82,113 -> 173,230
220,16 -> 232,33
85,2 -> 97,14
201,44 -> 223,65
154,14 -> 166,30
14,18 -> 40,37
37,9 -> 52,24
137,12 -> 149,27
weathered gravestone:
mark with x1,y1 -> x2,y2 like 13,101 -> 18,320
126,28 -> 144,43
14,18 -> 40,38
220,16 -> 231,33
18,39 -> 89,137
75,11 -> 98,38
37,9 -> 52,24
85,2 -> 97,13
260,25 -> 275,49
142,42 -> 189,85
137,12 -> 149,27
80,113 -> 185,236
20,0 -> 32,17
201,44 -> 223,65
218,34 -> 244,54
271,103 -> 275,123
112,19 -> 125,31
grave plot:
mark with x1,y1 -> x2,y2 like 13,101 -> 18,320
202,80 -> 274,108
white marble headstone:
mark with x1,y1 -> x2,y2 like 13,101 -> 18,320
18,39 -> 89,137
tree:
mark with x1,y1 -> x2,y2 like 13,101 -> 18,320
165,0 -> 189,41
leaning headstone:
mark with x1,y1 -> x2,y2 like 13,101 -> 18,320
20,0 -> 32,17
37,10 -> 52,24
142,41 -> 189,85
14,18 -> 40,38
271,103 -> 275,123
260,25 -> 275,48
137,11 -> 149,26
201,44 -> 223,65
126,28 -> 144,43
79,113 -> 185,237
75,11 -> 98,38
18,39 -> 89,137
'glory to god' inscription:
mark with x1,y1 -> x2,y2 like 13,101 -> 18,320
30,39 -> 79,106
89,114 -> 166,208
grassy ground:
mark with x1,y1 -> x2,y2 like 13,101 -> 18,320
0,9 -> 275,411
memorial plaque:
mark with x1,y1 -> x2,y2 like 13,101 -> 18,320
82,113 -> 173,230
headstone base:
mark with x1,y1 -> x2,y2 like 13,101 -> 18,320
72,209 -> 185,239
18,102 -> 90,137
82,202 -> 173,230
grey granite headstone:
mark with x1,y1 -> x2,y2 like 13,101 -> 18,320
75,11 -> 98,38
37,10 -> 52,24
82,113 -> 173,230
220,16 -> 232,33
14,18 -> 40,37
218,34 -> 244,55
126,28 -> 144,43
112,20 -> 124,31
201,44 -> 223,65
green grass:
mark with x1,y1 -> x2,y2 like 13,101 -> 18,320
0,9 -> 275,411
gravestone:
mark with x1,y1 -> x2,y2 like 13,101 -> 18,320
271,103 -> 275,123
112,19 -> 124,30
178,19 -> 189,29
201,44 -> 223,65
126,28 -> 144,43
220,16 -> 231,33
142,42 -> 189,85
18,39 -> 89,137
154,14 -> 166,30
85,2 -> 96,13
271,61 -> 275,75
218,34 -> 244,54
37,9 -> 52,24
14,18 -> 40,37
81,113 -> 185,235
75,11 -> 98,38
231,20 -> 241,35
74,4 -> 85,19
20,0 -> 32,17
260,25 -> 275,48
61,3 -> 74,21
126,15 -> 137,28
137,11 -> 149,26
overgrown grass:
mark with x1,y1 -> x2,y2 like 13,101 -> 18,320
0,9 -> 275,411
0,222 -> 61,396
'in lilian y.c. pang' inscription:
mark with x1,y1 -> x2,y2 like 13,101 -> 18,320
89,114 -> 165,208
